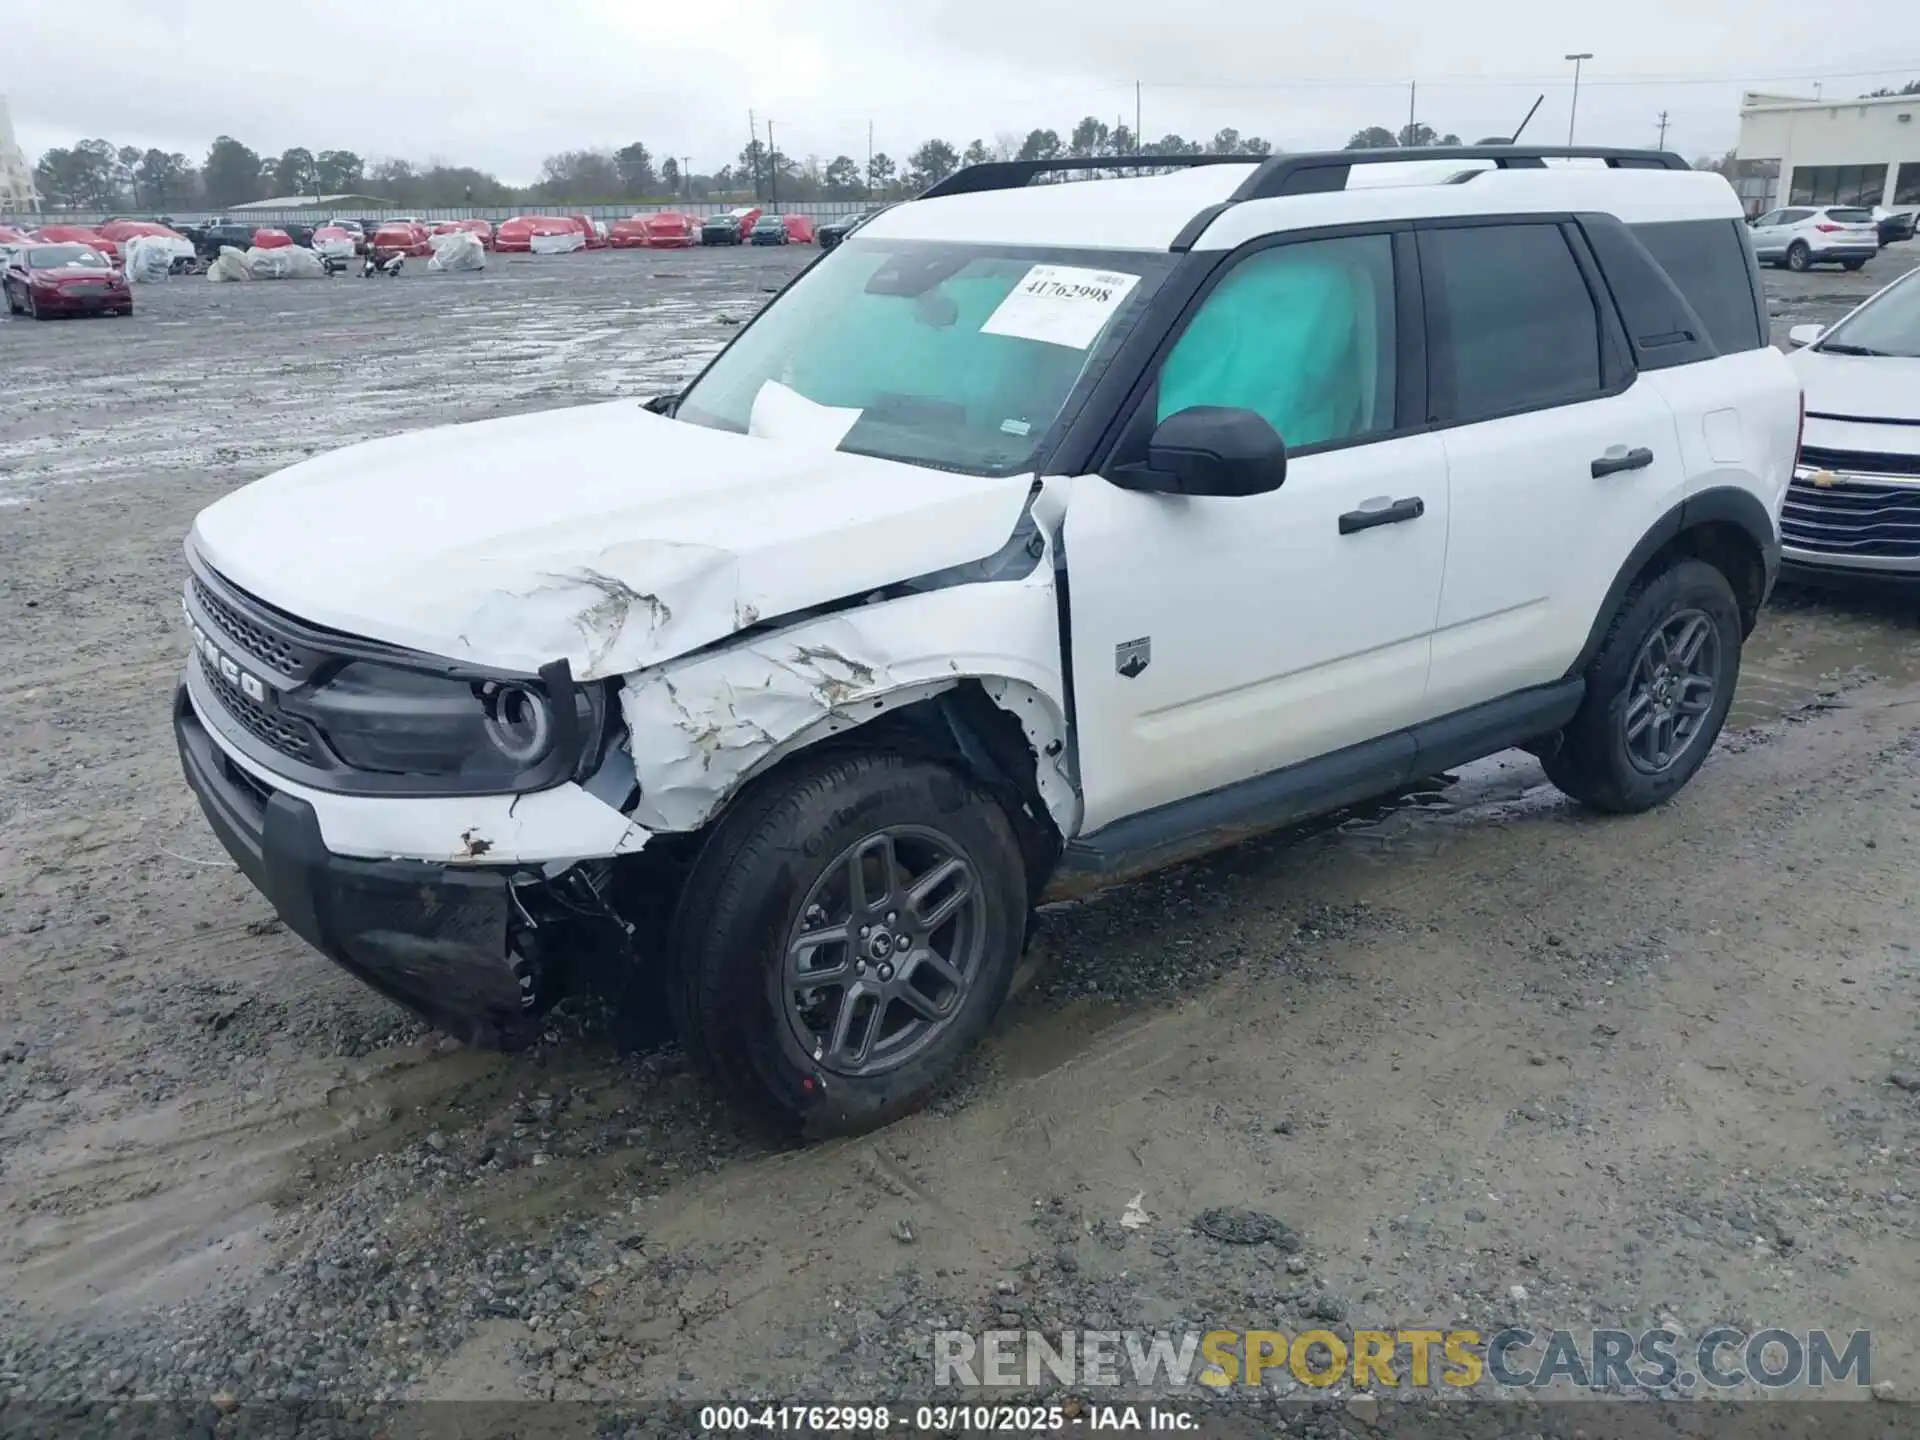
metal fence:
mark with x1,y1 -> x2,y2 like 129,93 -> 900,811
13,200 -> 876,228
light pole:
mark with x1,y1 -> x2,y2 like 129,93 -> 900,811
1565,53 -> 1593,144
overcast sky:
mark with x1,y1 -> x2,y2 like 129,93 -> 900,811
8,0 -> 1920,184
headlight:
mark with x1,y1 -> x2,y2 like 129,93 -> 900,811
482,682 -> 553,764
299,661 -> 608,786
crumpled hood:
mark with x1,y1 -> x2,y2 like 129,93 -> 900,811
190,401 -> 1033,680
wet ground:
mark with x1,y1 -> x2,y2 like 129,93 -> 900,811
1,241 -> 1918,1427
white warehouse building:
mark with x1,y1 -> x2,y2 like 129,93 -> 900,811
1734,89 -> 1920,217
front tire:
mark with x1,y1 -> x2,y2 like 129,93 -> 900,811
1786,241 -> 1812,272
1542,558 -> 1742,814
667,751 -> 1028,1138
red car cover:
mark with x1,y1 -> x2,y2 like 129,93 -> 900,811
494,215 -> 576,252
371,222 -> 433,257
31,225 -> 120,261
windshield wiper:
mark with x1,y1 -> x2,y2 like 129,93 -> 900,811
1815,341 -> 1889,356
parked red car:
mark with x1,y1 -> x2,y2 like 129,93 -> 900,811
781,213 -> 817,244
31,225 -> 120,262
371,222 -> 433,258
431,218 -> 494,249
493,215 -> 576,253
252,228 -> 293,250
4,241 -> 133,318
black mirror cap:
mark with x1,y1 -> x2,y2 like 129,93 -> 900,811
1143,406 -> 1288,497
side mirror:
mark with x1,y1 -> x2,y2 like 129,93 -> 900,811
1118,406 -> 1288,498
1787,324 -> 1824,349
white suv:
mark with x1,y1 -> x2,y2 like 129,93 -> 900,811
174,146 -> 1802,1135
1747,204 -> 1880,272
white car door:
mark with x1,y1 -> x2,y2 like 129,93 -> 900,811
1414,221 -> 1690,714
1747,211 -> 1783,259
1063,230 -> 1450,834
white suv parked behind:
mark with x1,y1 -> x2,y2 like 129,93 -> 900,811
1747,204 -> 1880,272
175,146 -> 1802,1135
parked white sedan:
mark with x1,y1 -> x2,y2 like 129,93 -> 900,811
1784,266 -> 1920,588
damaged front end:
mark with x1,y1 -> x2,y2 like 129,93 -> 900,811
177,461 -> 1081,1049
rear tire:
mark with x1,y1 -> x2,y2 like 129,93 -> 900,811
667,750 -> 1028,1138
1842,259 -> 1866,272
1786,241 -> 1812,272
1542,558 -> 1742,815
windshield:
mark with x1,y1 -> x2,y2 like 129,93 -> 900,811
28,245 -> 109,269
1820,272 -> 1920,358
677,238 -> 1172,476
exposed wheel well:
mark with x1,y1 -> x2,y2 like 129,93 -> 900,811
611,680 -> 1064,956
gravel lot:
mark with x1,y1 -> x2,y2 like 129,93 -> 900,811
2,241 -> 1919,1430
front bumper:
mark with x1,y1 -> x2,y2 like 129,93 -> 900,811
175,682 -> 536,1047
36,287 -> 125,312
1782,548 -> 1920,591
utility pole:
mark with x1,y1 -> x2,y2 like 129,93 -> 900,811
867,120 -> 874,200
1135,80 -> 1142,151
767,119 -> 778,210
1565,53 -> 1593,144
1656,110 -> 1670,148
682,156 -> 691,200
1408,80 -> 1417,144
747,109 -> 758,200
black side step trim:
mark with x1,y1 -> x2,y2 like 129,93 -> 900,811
1044,678 -> 1584,900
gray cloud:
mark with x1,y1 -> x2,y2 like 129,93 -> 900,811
9,0 -> 1920,181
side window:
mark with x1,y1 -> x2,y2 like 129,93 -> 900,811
1152,233 -> 1397,451
1779,209 -> 1814,225
1419,223 -> 1603,423
1753,211 -> 1782,227
1629,219 -> 1764,354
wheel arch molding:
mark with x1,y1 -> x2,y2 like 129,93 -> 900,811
1568,486 -> 1780,679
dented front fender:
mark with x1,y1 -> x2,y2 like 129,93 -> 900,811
619,570 -> 1077,838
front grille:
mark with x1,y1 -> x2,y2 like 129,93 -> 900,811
201,655 -> 320,764
191,575 -> 305,679
1782,478 -> 1920,559
1799,445 -> 1920,479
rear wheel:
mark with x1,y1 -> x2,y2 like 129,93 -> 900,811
1786,241 -> 1812,272
667,750 -> 1028,1138
1841,259 -> 1866,272
1542,559 -> 1742,814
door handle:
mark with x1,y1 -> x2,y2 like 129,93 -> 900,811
1339,496 -> 1425,535
1591,446 -> 1655,478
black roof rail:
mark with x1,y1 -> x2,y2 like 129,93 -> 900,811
918,145 -> 1690,203
918,154 -> 1257,199
1228,145 -> 1690,200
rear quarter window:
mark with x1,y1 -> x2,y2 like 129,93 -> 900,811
1628,219 -> 1764,355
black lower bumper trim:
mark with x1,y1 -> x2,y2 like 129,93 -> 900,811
1780,558 -> 1920,595
175,683 -> 536,1048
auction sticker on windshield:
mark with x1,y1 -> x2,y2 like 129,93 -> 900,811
980,264 -> 1142,350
